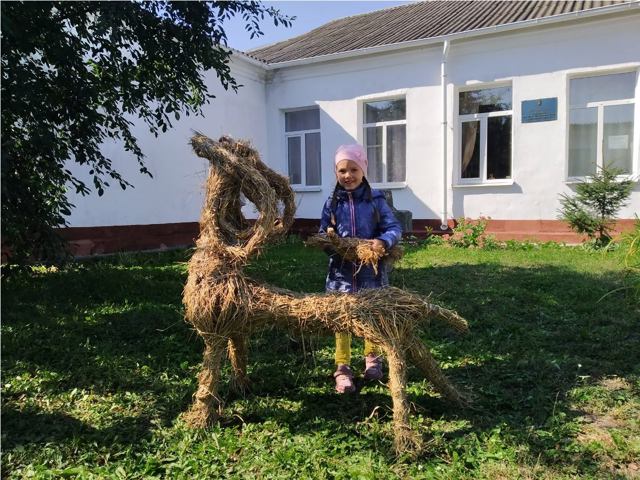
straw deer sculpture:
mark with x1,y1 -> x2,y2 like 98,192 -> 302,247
182,133 -> 469,453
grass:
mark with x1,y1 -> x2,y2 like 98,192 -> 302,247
2,239 -> 639,479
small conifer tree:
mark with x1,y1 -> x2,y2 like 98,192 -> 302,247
559,167 -> 634,247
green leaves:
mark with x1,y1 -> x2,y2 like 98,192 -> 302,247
1,1 -> 294,264
559,167 -> 634,247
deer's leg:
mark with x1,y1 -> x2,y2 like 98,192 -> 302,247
384,344 -> 420,455
228,334 -> 250,394
183,339 -> 227,428
407,338 -> 466,407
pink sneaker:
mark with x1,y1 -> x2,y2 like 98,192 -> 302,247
363,354 -> 384,381
333,364 -> 355,393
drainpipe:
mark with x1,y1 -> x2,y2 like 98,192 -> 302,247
440,40 -> 450,230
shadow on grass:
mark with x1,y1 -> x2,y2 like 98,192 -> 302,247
1,404 -> 152,448
2,255 -> 639,474
1,263 -> 199,452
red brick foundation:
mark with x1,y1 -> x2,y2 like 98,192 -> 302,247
57,222 -> 200,257
3,218 -> 635,260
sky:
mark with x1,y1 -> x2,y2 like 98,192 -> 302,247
223,1 -> 415,52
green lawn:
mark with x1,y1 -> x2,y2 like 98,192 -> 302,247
2,240 -> 639,479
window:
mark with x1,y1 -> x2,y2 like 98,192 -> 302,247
363,98 -> 406,183
569,71 -> 636,177
285,108 -> 321,186
458,86 -> 512,183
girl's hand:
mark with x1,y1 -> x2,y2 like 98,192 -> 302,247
370,239 -> 386,254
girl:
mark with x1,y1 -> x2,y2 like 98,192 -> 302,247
320,144 -> 402,393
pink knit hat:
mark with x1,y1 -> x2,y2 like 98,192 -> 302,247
334,144 -> 368,175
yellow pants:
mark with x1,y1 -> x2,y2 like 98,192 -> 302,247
335,332 -> 380,366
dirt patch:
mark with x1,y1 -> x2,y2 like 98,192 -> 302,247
600,376 -> 632,392
583,413 -> 624,429
610,462 -> 640,479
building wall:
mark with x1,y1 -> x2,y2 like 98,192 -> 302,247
265,13 -> 640,222
59,13 -> 640,255
447,14 -> 640,221
65,56 -> 268,228
265,47 -> 444,221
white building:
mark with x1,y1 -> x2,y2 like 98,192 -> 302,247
64,0 -> 640,254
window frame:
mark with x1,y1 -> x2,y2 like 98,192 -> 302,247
284,107 -> 322,189
455,83 -> 514,186
361,96 -> 407,188
566,69 -> 638,181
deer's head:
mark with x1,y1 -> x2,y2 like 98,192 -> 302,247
190,133 -> 296,261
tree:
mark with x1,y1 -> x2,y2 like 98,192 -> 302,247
559,167 -> 634,247
1,1 -> 292,264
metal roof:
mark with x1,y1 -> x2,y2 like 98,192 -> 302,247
247,1 -> 635,64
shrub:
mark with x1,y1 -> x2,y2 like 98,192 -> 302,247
559,167 -> 633,248
422,227 -> 446,247
479,234 -> 501,250
448,217 -> 489,248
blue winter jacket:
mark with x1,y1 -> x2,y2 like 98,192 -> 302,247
320,183 -> 402,293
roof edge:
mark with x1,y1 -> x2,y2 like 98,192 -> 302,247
246,2 -> 416,54
259,1 -> 640,70
229,47 -> 269,69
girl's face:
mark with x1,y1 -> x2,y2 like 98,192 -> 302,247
335,159 -> 364,191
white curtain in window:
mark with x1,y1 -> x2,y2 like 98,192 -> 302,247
305,132 -> 321,186
568,108 -> 597,177
604,104 -> 634,173
287,137 -> 302,184
387,124 -> 406,182
570,72 -> 636,106
366,126 -> 383,183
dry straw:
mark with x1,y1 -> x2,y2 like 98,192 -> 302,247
305,231 -> 404,275
182,133 -> 469,454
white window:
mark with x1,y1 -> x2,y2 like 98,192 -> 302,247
285,108 -> 321,186
363,98 -> 406,184
568,71 -> 636,177
458,85 -> 513,183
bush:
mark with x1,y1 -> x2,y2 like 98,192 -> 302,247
559,167 -> 633,248
480,234 -> 501,250
422,228 -> 446,247
448,217 -> 489,248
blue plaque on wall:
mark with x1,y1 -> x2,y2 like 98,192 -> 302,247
522,97 -> 557,123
